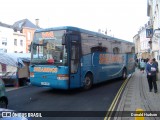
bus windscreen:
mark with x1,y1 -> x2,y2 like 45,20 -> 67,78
31,30 -> 67,66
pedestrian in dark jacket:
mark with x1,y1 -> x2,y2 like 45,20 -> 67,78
153,58 -> 159,81
146,58 -> 158,93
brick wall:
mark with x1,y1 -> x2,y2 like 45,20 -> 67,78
23,27 -> 36,53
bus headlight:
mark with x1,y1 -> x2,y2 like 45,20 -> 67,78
57,74 -> 69,80
30,72 -> 34,77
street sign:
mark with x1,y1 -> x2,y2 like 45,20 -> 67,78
146,28 -> 153,38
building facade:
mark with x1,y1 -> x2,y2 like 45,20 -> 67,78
133,22 -> 153,60
0,23 -> 14,53
0,19 -> 39,53
134,0 -> 160,62
139,26 -> 151,59
13,19 -> 39,53
133,34 -> 140,58
13,31 -> 26,53
147,0 -> 160,60
22,27 -> 36,53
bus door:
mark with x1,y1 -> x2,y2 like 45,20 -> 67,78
69,34 -> 81,88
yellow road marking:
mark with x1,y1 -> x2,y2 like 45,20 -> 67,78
104,76 -> 129,120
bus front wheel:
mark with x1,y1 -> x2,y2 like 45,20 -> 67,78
83,74 -> 93,90
122,69 -> 127,80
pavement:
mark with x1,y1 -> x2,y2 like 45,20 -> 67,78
113,68 -> 160,120
5,82 -> 31,92
5,86 -> 25,92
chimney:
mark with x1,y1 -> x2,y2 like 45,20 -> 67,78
35,19 -> 39,27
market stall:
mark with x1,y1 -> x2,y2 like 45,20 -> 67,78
0,53 -> 30,87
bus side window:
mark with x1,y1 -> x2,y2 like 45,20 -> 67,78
113,47 -> 120,54
71,42 -> 79,73
91,46 -> 107,52
131,47 -> 135,53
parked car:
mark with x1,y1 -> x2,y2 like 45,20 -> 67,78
0,78 -> 8,108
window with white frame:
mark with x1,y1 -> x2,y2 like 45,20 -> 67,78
113,47 -> 120,54
14,39 -> 17,46
0,48 -> 7,53
20,40 -> 23,46
1,37 -> 7,46
4,49 -> 7,53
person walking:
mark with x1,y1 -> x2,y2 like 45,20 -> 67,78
153,58 -> 159,81
146,58 -> 158,93
135,59 -> 138,68
140,59 -> 146,73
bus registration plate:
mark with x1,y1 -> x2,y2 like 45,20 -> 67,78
41,82 -> 50,86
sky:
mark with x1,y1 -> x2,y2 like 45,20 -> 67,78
0,0 -> 149,41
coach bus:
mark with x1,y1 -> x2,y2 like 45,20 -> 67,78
29,26 -> 135,90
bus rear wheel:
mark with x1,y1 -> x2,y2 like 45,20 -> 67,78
83,74 -> 93,90
122,69 -> 127,80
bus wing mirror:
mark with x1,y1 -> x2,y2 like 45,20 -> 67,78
62,34 -> 66,45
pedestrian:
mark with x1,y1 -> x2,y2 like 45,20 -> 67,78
146,58 -> 149,63
136,59 -> 138,68
138,59 -> 141,69
146,58 -> 158,93
140,59 -> 146,73
153,58 -> 159,81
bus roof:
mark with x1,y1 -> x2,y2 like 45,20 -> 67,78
35,26 -> 134,44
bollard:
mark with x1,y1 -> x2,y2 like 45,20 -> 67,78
135,108 -> 145,120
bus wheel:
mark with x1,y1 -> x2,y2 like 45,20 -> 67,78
122,69 -> 127,80
83,74 -> 93,90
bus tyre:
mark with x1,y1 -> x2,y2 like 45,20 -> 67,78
0,99 -> 7,108
83,74 -> 93,90
122,69 -> 127,80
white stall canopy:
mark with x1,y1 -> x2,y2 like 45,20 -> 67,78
0,53 -> 25,68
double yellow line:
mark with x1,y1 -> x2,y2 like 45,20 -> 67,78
104,76 -> 130,120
